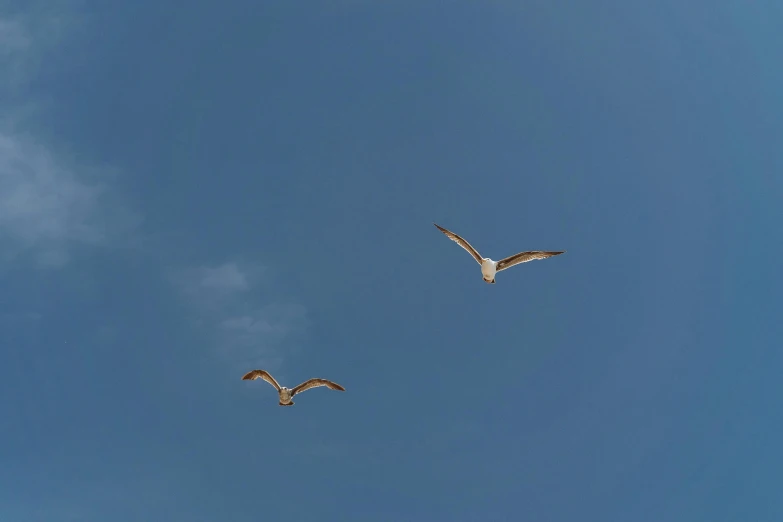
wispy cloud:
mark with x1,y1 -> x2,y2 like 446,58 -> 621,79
175,262 -> 308,369
0,10 -> 73,92
179,262 -> 256,299
0,16 -> 33,90
199,263 -> 251,292
0,12 -> 139,268
173,262 -> 265,313
0,17 -> 30,50
217,303 -> 308,352
0,132 -> 140,267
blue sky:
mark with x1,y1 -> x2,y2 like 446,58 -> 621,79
1,1 -> 781,520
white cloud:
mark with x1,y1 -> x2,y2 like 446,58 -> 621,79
0,133 -> 99,265
176,262 -> 308,368
0,17 -> 32,89
0,18 -> 31,51
0,12 -> 139,268
174,262 -> 263,312
0,129 -> 140,268
219,303 -> 308,347
198,262 -> 251,293
0,11 -> 71,92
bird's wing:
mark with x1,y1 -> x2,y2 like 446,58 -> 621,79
241,369 -> 282,391
433,223 -> 483,265
496,251 -> 565,272
291,378 -> 346,396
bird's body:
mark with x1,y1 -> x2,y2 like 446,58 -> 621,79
241,369 -> 345,407
433,223 -> 565,284
278,387 -> 294,406
480,258 -> 498,283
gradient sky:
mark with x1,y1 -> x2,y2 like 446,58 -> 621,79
1,1 -> 782,521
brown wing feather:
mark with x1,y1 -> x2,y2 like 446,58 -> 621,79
496,250 -> 565,272
241,369 -> 282,391
433,223 -> 483,265
291,378 -> 346,396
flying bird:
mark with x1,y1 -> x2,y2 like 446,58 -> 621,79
241,369 -> 345,406
433,223 -> 565,284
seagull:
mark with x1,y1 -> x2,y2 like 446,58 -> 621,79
241,369 -> 345,406
433,223 -> 565,284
